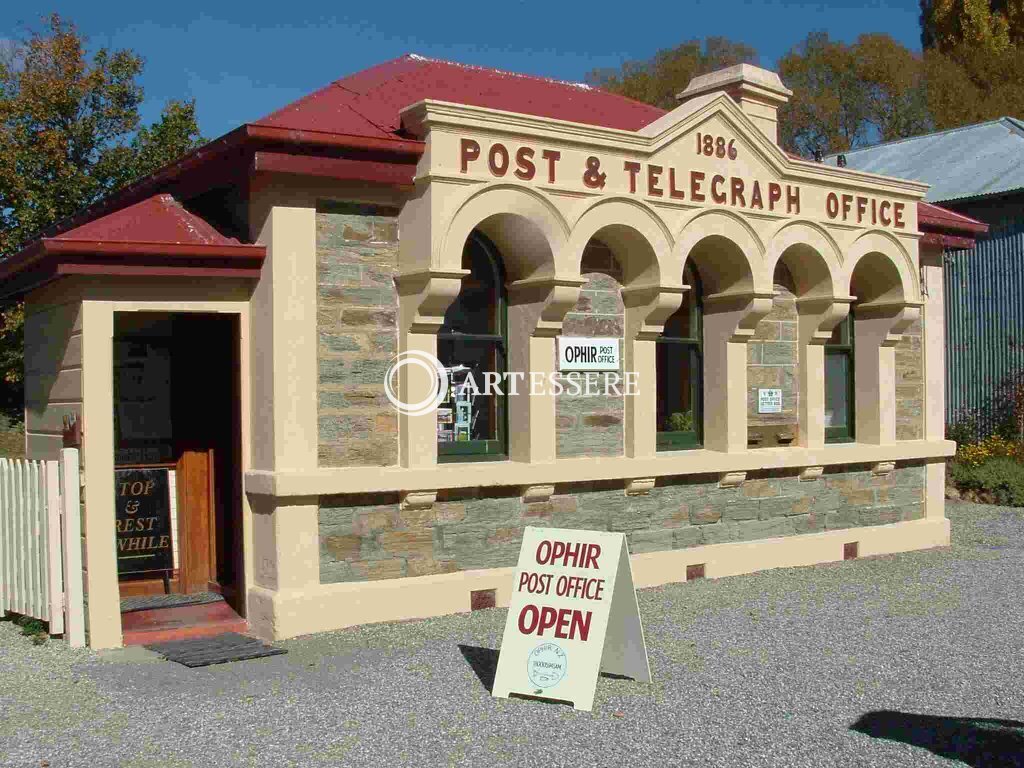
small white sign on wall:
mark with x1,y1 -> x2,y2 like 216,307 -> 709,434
758,388 -> 783,414
491,526 -> 651,712
558,337 -> 619,372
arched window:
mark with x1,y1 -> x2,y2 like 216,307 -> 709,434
656,262 -> 703,450
824,313 -> 855,442
436,232 -> 508,461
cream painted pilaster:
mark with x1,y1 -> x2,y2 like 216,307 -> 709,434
80,301 -> 121,648
854,303 -> 921,445
623,284 -> 687,458
396,270 -> 468,468
247,196 -> 320,610
702,291 -> 774,452
921,245 -> 947,518
507,277 -> 583,463
797,297 -> 853,448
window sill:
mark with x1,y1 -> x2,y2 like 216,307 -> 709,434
246,439 -> 955,499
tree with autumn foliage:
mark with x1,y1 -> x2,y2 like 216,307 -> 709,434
585,37 -> 758,110
779,32 -> 931,156
0,15 -> 205,422
920,0 -> 1024,129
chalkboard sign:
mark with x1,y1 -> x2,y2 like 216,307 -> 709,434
115,468 -> 173,575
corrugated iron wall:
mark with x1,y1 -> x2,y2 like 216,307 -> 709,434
945,226 -> 1024,437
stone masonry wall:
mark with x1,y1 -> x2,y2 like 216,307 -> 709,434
318,462 -> 926,583
317,203 -> 400,467
747,265 -> 799,443
895,314 -> 924,440
556,242 -> 625,458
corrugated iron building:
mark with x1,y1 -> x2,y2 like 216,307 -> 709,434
831,118 -> 1024,437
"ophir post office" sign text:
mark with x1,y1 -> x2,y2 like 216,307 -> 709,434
492,527 -> 651,712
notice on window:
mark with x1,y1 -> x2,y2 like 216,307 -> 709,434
558,337 -> 620,372
758,388 -> 783,414
115,468 -> 173,575
491,527 -> 651,712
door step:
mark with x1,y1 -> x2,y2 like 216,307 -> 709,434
121,591 -> 224,613
121,600 -> 248,646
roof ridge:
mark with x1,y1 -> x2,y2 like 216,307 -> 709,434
400,52 -> 599,92
830,117 -> 1015,158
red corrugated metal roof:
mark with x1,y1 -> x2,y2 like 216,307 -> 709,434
918,201 -> 988,235
53,194 -> 250,248
254,54 -> 667,138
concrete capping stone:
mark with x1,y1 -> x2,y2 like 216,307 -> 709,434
719,471 -> 747,489
400,489 -> 437,511
521,484 -> 555,504
799,465 -> 824,482
872,461 -> 896,477
625,478 -> 656,496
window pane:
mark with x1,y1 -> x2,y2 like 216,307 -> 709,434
437,338 -> 505,445
656,342 -> 699,437
441,238 -> 501,336
825,352 -> 850,432
826,314 -> 851,347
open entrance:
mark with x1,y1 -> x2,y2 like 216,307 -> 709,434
113,312 -> 245,642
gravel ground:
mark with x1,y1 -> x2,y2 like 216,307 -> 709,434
2,501 -> 1023,768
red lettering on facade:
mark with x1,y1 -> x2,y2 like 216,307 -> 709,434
768,182 -> 782,211
690,171 -> 706,202
647,164 -> 664,197
541,149 -> 560,183
669,168 -> 686,199
624,161 -> 642,193
826,192 -> 839,219
730,177 -> 746,207
488,143 -> 510,176
893,202 -> 905,228
460,138 -> 480,172
711,174 -> 727,204
514,147 -> 536,181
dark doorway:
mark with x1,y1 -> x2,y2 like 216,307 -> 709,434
113,312 -> 244,617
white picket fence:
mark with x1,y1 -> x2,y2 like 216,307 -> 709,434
0,448 -> 84,647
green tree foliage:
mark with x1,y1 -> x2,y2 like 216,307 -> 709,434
585,37 -> 758,110
779,32 -> 930,157
920,1 -> 1024,129
0,15 -> 205,422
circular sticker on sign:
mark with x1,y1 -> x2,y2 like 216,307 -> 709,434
528,642 -> 568,689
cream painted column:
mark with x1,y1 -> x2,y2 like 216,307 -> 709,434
396,270 -> 468,467
796,297 -> 853,449
854,303 -> 921,445
507,277 -> 583,463
921,245 -> 948,518
248,197 -> 321,623
702,292 -> 774,453
623,284 -> 687,458
80,301 -> 122,648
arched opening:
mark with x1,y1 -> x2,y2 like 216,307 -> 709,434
846,249 -> 913,444
675,228 -> 759,453
436,231 -> 508,461
656,262 -> 703,450
759,242 -> 838,449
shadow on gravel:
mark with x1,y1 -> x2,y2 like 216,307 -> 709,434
852,710 -> 1024,767
459,645 -> 498,692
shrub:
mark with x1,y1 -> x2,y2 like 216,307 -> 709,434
955,434 -> 1024,468
950,457 -> 1024,506
667,411 -> 694,432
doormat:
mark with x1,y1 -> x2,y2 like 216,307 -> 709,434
121,592 -> 224,613
146,632 -> 287,667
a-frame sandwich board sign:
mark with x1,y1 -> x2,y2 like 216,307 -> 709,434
491,526 -> 651,712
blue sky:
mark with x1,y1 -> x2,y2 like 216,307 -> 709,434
5,1 -> 923,140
